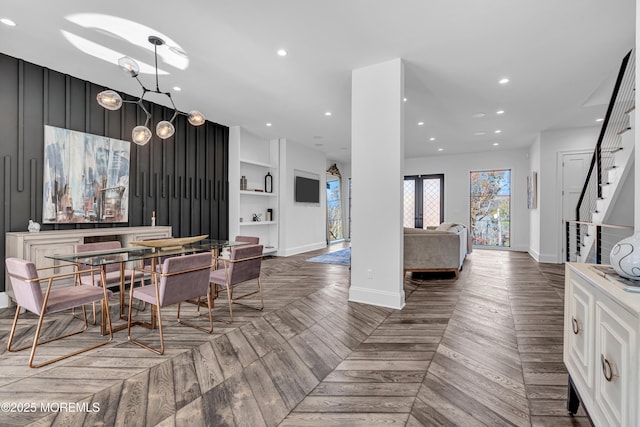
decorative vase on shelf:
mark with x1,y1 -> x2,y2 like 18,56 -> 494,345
610,231 -> 640,280
28,219 -> 41,233
265,172 -> 273,193
240,176 -> 247,191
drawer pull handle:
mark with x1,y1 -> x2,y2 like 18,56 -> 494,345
601,355 -> 614,382
571,317 -> 579,334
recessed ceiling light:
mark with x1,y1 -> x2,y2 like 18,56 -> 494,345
474,131 -> 488,136
325,112 -> 332,116
493,142 -> 500,146
277,49 -> 287,56
266,123 -> 272,127
596,118 -> 604,122
1,18 -> 16,27
173,86 -> 181,91
499,77 -> 510,84
472,112 -> 486,118
496,110 -> 505,115
438,148 -> 444,152
418,121 -> 424,126
403,97 -> 407,102
494,129 -> 502,134
314,143 -> 323,147
429,137 -> 436,141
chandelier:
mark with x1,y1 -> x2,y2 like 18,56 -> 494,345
96,35 -> 205,145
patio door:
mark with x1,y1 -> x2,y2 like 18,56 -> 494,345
403,174 -> 444,229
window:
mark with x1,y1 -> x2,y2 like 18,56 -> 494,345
404,174 -> 444,229
470,169 -> 511,247
326,177 -> 343,241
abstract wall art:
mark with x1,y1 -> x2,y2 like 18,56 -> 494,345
42,125 -> 131,223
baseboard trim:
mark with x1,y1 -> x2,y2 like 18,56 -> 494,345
529,249 -> 541,262
348,286 -> 405,310
537,253 -> 562,263
281,241 -> 327,257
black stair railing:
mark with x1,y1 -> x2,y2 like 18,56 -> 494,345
572,49 -> 635,263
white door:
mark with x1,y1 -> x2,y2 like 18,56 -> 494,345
562,152 -> 593,261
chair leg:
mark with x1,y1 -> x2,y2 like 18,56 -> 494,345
177,292 -> 214,334
227,284 -> 234,323
228,278 -> 264,312
8,303 -> 112,368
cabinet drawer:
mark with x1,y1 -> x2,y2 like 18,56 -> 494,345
595,299 -> 637,427
565,275 -> 595,394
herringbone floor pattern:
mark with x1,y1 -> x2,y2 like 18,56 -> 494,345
0,246 -> 590,426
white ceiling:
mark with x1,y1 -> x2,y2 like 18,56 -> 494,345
0,1 -> 635,163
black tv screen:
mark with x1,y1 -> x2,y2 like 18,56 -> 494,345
295,176 -> 320,203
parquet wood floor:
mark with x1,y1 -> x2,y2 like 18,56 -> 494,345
0,246 -> 589,426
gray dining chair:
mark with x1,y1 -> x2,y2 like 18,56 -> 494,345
127,252 -> 213,355
5,257 -> 113,368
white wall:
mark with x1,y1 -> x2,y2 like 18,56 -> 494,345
607,165 -> 635,227
636,1 -> 640,230
529,135 -> 542,260
404,148 -> 530,251
279,139 -> 327,255
538,126 -> 600,262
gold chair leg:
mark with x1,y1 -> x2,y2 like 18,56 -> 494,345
8,303 -> 113,368
128,303 -> 165,355
177,293 -> 214,334
227,284 -> 234,323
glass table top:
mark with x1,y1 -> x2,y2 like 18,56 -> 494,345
45,239 -> 247,266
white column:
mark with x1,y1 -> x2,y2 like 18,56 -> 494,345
636,0 -> 640,230
349,58 -> 405,310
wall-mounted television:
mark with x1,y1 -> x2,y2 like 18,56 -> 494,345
295,176 -> 320,203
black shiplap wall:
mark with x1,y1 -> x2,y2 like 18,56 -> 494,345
0,53 -> 229,292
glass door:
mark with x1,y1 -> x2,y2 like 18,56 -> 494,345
327,174 -> 344,242
403,174 -> 444,229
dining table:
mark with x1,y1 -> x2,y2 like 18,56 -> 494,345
45,238 -> 249,334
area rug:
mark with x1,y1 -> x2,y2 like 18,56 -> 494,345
306,248 -> 351,266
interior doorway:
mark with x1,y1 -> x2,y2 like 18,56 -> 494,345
561,151 -> 592,261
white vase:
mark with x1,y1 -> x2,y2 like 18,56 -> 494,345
27,219 -> 41,233
610,231 -> 640,280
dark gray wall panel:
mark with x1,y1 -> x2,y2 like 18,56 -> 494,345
0,52 -> 229,292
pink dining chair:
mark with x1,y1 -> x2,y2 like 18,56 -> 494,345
127,252 -> 213,355
5,257 -> 113,368
210,244 -> 264,323
75,241 -> 145,322
235,236 -> 259,244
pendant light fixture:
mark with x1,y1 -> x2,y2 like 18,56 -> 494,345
97,35 -> 205,145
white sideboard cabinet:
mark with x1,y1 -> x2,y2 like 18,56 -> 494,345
5,226 -> 172,296
564,263 -> 640,427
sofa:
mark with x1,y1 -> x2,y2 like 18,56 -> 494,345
403,223 -> 470,278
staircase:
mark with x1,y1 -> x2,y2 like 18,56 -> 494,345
574,49 -> 635,263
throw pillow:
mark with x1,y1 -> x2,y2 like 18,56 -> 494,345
435,222 -> 455,231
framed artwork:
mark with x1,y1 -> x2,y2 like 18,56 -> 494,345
527,172 -> 537,209
42,125 -> 131,223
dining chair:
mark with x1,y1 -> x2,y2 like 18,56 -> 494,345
209,244 -> 264,323
127,252 -> 213,355
214,236 -> 259,270
5,257 -> 113,368
235,235 -> 259,244
75,241 -> 144,322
